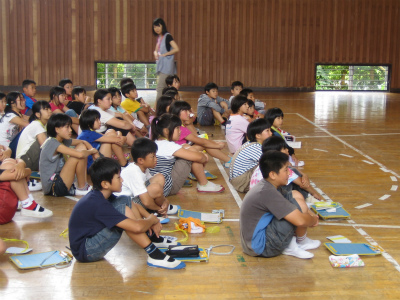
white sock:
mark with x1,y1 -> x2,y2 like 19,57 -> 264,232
21,197 -> 33,208
296,234 -> 307,243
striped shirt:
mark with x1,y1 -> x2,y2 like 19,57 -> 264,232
149,140 -> 182,196
230,142 -> 262,180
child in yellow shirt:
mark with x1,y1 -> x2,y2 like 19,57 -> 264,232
121,83 -> 152,128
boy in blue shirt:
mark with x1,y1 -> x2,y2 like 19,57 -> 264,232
68,157 -> 185,270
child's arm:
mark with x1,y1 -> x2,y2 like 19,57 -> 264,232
284,209 -> 319,227
0,145 -> 12,161
185,133 -> 225,150
139,105 -> 150,113
10,116 -> 29,128
36,132 -> 48,146
0,159 -> 31,181
116,213 -> 160,234
95,135 -> 126,147
56,143 -> 98,159
106,117 -> 134,131
173,147 -> 208,163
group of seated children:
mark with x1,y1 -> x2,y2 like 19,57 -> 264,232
0,76 -> 321,268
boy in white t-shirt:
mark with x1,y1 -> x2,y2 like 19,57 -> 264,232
225,95 -> 250,154
115,138 -> 180,215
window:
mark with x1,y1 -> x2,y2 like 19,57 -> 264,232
96,62 -> 157,89
316,65 -> 390,91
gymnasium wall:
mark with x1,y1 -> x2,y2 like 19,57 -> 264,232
0,0 -> 399,91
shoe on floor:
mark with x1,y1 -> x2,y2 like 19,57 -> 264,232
183,179 -> 192,187
282,237 -> 314,259
152,236 -> 181,248
222,157 -> 233,168
28,179 -> 42,192
297,237 -> 321,251
75,184 -> 92,196
167,204 -> 181,215
21,203 -> 53,218
197,181 -> 225,193
147,255 -> 186,270
188,171 -> 217,181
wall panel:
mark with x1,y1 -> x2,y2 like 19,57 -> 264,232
0,0 -> 399,90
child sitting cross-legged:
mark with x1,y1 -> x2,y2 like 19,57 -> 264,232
77,109 -> 128,169
39,113 -> 98,197
68,157 -> 185,269
229,118 -> 272,193
121,83 -> 152,128
225,95 -> 250,154
115,138 -> 180,216
170,100 -> 232,168
150,114 -> 225,194
0,158 -> 52,223
250,136 -> 323,201
240,151 -> 320,260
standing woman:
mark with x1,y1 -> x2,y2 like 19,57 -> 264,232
153,18 -> 179,102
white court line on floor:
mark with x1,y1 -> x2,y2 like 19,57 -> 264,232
391,185 -> 398,191
293,114 -> 400,272
362,160 -> 374,165
381,168 -> 391,172
214,158 -> 243,207
296,113 -> 400,179
223,219 -> 400,230
65,196 -> 80,202
379,194 -> 391,201
297,133 -> 400,138
339,154 -> 353,158
313,148 -> 328,152
391,176 -> 398,182
355,203 -> 373,209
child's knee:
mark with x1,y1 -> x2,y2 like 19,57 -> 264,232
153,173 -> 165,185
105,129 -> 117,136
75,143 -> 87,150
292,190 -> 308,213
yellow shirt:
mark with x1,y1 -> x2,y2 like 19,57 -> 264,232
121,99 -> 141,114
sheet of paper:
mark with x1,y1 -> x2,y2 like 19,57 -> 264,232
326,235 -> 352,243
287,141 -> 301,149
6,247 -> 33,254
200,213 -> 221,223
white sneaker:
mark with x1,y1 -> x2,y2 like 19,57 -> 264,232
197,181 -> 225,193
75,184 -> 92,196
282,237 -> 314,259
21,203 -> 53,218
28,179 -> 42,191
167,205 -> 181,215
147,255 -> 186,270
153,237 -> 181,248
297,237 -> 321,251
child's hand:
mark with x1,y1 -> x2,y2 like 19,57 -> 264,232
92,152 -> 100,160
301,174 -> 310,188
158,199 -> 169,216
312,191 -> 323,200
215,142 -> 225,150
291,154 -> 300,167
309,211 -> 319,227
11,162 -> 26,181
114,112 -> 124,119
150,221 -> 162,237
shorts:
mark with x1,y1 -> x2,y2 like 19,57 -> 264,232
131,180 -> 151,210
49,174 -> 75,197
198,107 -> 214,126
0,181 -> 18,224
20,140 -> 41,171
230,165 -> 258,193
260,192 -> 301,258
85,195 -> 132,262
107,117 -> 130,136
170,158 -> 192,195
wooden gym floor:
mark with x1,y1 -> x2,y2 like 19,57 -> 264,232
1,91 -> 400,299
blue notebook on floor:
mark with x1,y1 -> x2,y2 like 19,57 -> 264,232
311,204 -> 351,220
9,250 -> 73,269
324,243 -> 383,256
